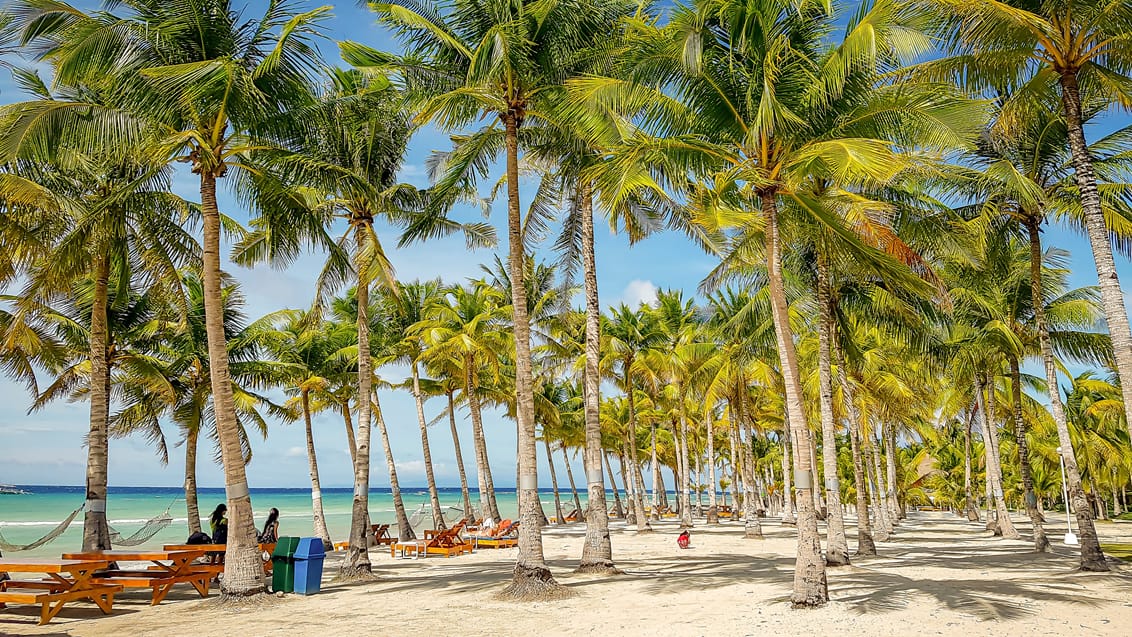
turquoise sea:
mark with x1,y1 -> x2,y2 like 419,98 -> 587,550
0,485 -> 589,558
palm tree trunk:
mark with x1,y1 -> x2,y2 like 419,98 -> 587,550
742,420 -> 763,539
500,113 -> 558,596
837,358 -> 875,555
201,173 -> 262,595
975,376 -> 1019,538
693,444 -> 704,516
963,410 -> 979,522
867,429 -> 891,540
622,449 -> 637,525
343,228 -> 377,576
447,391 -> 475,521
411,363 -> 446,530
625,375 -> 651,533
185,427 -> 202,535
465,363 -> 501,521
341,403 -> 357,465
761,191 -> 827,606
811,435 -> 826,520
815,272 -> 850,563
1008,355 -> 1050,552
883,423 -> 900,528
1026,215 -> 1106,569
650,423 -> 660,520
83,252 -> 112,552
562,447 -> 583,518
606,453 -> 624,519
706,411 -> 719,525
374,391 -> 413,541
679,410 -> 693,529
577,178 -> 614,570
545,436 -> 565,524
1059,72 -> 1132,442
781,421 -> 795,525
302,390 -> 333,550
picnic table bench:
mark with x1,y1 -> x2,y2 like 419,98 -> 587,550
62,549 -> 211,605
0,557 -> 122,625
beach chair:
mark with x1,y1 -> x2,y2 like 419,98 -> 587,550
370,523 -> 394,546
551,508 -> 580,523
391,519 -> 472,559
472,520 -> 519,549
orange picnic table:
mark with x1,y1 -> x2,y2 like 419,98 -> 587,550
0,557 -> 122,625
61,549 -> 211,605
162,543 -> 276,574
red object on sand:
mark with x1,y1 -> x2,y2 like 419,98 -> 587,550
677,531 -> 690,549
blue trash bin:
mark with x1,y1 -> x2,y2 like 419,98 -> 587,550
293,537 -> 326,595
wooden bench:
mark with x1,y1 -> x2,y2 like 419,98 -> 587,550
392,519 -> 472,558
0,558 -> 121,625
89,569 -> 211,605
63,549 -> 210,605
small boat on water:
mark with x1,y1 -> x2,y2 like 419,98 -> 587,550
0,483 -> 30,495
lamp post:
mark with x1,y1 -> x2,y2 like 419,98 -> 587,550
1056,446 -> 1078,546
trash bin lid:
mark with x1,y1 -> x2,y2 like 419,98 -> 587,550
272,536 -> 301,556
295,537 -> 326,559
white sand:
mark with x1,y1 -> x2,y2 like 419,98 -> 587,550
5,511 -> 1132,636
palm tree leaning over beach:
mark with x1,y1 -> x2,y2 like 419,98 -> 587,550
351,0 -> 638,597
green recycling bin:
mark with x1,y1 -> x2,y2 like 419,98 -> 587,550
271,537 -> 300,593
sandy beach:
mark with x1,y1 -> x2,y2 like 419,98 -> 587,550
4,511 -> 1132,636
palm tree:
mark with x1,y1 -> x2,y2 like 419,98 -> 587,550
259,309 -> 355,550
914,0 -> 1132,453
0,67 -> 199,550
964,95 -> 1132,563
12,0 -> 337,593
580,0 -> 981,604
603,304 -> 667,532
351,0 -> 635,597
415,281 -> 510,521
112,274 -> 288,535
388,280 -> 449,530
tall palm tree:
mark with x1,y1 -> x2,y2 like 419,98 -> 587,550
0,68 -> 199,550
580,0 -> 980,605
13,0 -> 335,593
964,95 -> 1132,563
351,0 -> 634,597
388,280 -> 449,530
913,0 -> 1132,453
259,309 -> 356,550
415,281 -> 510,521
112,274 -> 288,535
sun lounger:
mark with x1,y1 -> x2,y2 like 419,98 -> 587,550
471,520 -> 519,549
390,519 -> 472,559
551,508 -> 580,523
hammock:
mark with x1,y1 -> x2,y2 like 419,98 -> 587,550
108,502 -> 175,546
0,505 -> 84,552
0,499 -> 176,552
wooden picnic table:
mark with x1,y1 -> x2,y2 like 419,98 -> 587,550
61,549 -> 211,605
0,557 -> 122,625
162,543 -> 276,574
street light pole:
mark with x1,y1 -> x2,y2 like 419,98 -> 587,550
1056,446 -> 1078,546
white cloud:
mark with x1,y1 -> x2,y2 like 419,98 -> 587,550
620,279 -> 658,307
285,447 -> 306,458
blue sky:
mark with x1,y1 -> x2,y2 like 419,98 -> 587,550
0,0 -> 1129,490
